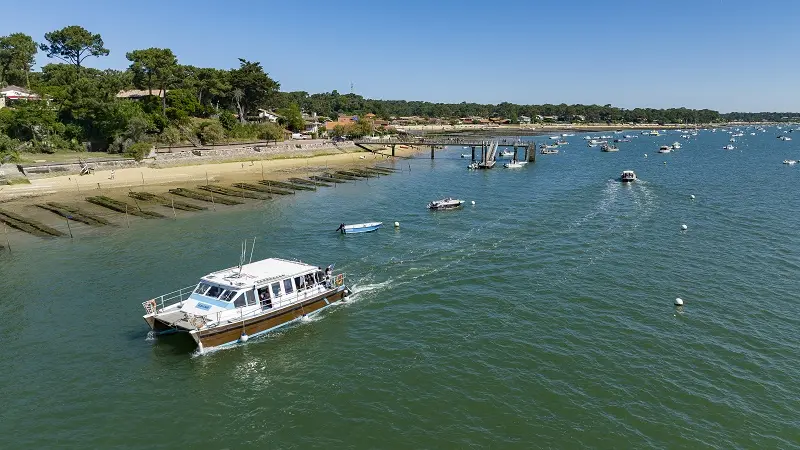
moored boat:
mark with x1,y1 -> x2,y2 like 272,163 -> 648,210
427,197 -> 465,210
143,257 -> 351,353
337,222 -> 383,234
601,144 -> 619,152
504,160 -> 528,168
620,170 -> 637,182
723,144 -> 735,150
671,141 -> 681,149
658,146 -> 671,153
783,159 -> 797,165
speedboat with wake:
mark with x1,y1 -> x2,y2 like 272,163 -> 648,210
620,170 -> 637,183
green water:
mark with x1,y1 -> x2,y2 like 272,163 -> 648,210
2,128 -> 800,449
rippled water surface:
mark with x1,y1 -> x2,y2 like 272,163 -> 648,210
2,128 -> 800,448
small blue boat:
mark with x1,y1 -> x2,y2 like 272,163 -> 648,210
336,222 -> 383,234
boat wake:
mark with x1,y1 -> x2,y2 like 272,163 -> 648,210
145,331 -> 156,342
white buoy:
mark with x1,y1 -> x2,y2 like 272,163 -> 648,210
690,194 -> 695,199
239,332 -> 249,343
394,221 -> 400,228
675,297 -> 684,306
681,224 -> 688,231
644,153 -> 648,157
471,200 -> 475,205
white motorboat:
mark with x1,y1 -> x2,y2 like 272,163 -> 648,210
658,146 -> 671,153
779,135 -> 792,141
561,133 -> 575,137
427,197 -> 465,210
783,159 -> 797,165
499,150 -> 515,157
540,148 -> 559,154
723,144 -> 735,150
549,135 -> 560,140
460,153 -> 470,158
620,170 -> 637,183
556,140 -> 569,145
467,162 -> 479,170
649,131 -> 660,136
601,144 -> 619,152
671,142 -> 681,149
504,160 -> 528,168
336,222 -> 383,234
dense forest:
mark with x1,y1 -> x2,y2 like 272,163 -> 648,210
0,26 -> 796,162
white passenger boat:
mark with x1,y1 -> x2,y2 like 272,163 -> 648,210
620,170 -> 637,183
504,160 -> 528,168
427,197 -> 465,210
143,257 -> 350,353
336,222 -> 382,234
658,145 -> 671,153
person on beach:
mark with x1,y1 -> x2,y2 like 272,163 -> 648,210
110,170 -> 115,180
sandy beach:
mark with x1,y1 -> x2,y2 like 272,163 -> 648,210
0,145 -> 418,204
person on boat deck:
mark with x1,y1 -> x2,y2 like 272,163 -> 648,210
325,266 -> 332,288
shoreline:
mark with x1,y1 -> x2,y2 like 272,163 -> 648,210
0,145 -> 422,244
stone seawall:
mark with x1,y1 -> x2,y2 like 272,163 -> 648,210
151,141 -> 358,167
13,140 -> 362,179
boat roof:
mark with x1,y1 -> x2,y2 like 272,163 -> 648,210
201,258 -> 320,289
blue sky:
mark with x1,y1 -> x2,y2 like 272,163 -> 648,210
9,0 -> 800,112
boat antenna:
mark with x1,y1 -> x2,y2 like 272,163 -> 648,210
238,240 -> 245,276
248,237 -> 257,264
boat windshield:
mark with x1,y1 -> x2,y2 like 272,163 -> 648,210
194,282 -> 240,301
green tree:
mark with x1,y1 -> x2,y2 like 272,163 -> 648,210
125,142 -> 152,161
126,47 -> 178,115
229,58 -> 280,119
196,121 -> 225,144
0,33 -> 38,88
0,133 -> 22,163
278,103 -> 305,132
39,26 -> 109,75
218,111 -> 237,130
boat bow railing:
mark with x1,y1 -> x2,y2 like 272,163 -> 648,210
142,285 -> 195,315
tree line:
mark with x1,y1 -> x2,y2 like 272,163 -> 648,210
0,25 -> 796,163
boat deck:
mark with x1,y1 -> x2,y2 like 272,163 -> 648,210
156,310 -> 197,330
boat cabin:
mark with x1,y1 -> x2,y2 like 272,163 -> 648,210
180,258 -> 330,317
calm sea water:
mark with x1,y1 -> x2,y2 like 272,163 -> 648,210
2,128 -> 800,449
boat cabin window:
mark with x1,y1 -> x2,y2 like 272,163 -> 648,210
258,287 -> 273,309
245,290 -> 257,306
271,282 -> 282,298
283,278 -> 294,295
194,283 -> 212,295
233,293 -> 246,308
305,273 -> 316,288
221,290 -> 238,302
206,285 -> 223,298
294,276 -> 305,291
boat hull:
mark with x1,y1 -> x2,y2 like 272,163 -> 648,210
194,287 -> 349,350
342,224 -> 382,234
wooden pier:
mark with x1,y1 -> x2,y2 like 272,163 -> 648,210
353,138 -> 536,166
